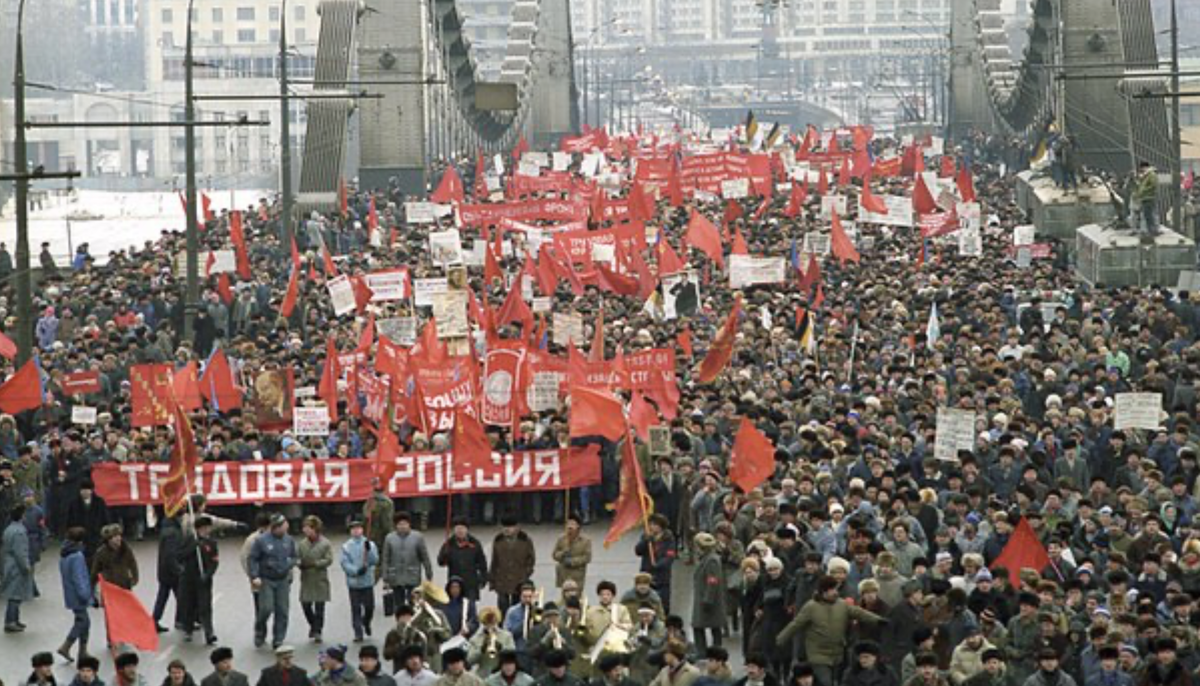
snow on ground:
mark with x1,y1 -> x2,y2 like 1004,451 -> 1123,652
0,189 -> 268,265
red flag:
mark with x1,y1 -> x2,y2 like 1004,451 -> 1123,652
666,164 -> 683,207
172,361 -> 203,412
817,166 -> 829,196
657,240 -> 686,276
729,417 -> 776,493
130,363 -> 174,426
204,250 -> 217,278
322,246 -> 338,277
280,266 -> 300,318
828,132 -> 841,154
851,147 -> 872,179
485,244 -> 505,287
784,181 -> 807,218
0,332 -> 15,361
860,184 -> 889,215
913,174 -> 939,215
338,178 -> 349,215
956,164 -> 976,203
677,327 -> 693,359
98,577 -> 158,652
588,307 -> 605,363
199,349 -> 242,412
697,295 -> 742,384
628,390 -> 658,442
496,282 -> 533,330
453,407 -> 492,473
319,335 -> 340,424
161,401 -> 199,517
374,420 -> 403,481
685,210 -> 725,269
229,211 -> 252,279
605,437 -> 649,546
722,199 -> 743,232
512,135 -> 530,161
731,230 -> 749,256
0,359 -> 42,414
830,210 -> 861,264
431,165 -> 466,204
990,517 -> 1051,575
940,155 -> 956,178
216,273 -> 234,305
290,237 -> 301,270
838,158 -> 851,187
351,275 -> 374,314
414,319 -> 447,365
200,193 -> 214,223
799,253 -> 821,293
569,385 -> 627,441
357,313 -> 376,353
178,191 -> 187,216
474,153 -> 489,198
535,246 -> 558,296
366,197 -> 380,240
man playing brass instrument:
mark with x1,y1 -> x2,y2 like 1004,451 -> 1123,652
411,581 -> 452,672
467,606 -> 515,679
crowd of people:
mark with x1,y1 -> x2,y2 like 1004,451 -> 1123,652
0,121 -> 1198,686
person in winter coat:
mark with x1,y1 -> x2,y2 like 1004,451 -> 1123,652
691,533 -> 727,655
1022,650 -> 1077,686
884,582 -> 929,665
648,458 -> 688,540
153,515 -> 184,632
256,645 -> 309,686
178,516 -> 220,644
904,653 -> 951,686
950,629 -> 997,685
342,520 -> 380,642
1137,639 -> 1192,686
299,515 -> 335,642
381,512 -> 433,613
636,514 -> 677,614
552,515 -> 591,590
200,647 -> 251,686
485,651 -> 535,686
160,660 -> 199,686
28,651 -> 58,686
778,575 -> 887,686
1084,647 -> 1131,686
1,504 -> 32,631
90,523 -> 138,590
357,645 -> 396,686
732,654 -> 779,686
438,518 -> 488,601
444,576 -> 479,638
362,479 -> 395,564
490,516 -> 536,614
964,649 -> 1016,686
72,655 -> 105,686
65,480 -> 110,562
648,640 -> 701,686
843,643 -> 898,686
314,645 -> 368,686
58,527 -> 93,662
753,556 -> 792,669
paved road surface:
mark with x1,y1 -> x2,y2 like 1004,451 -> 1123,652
0,523 -> 725,684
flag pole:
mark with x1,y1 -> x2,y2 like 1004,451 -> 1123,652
846,320 -> 859,386
626,427 -> 655,567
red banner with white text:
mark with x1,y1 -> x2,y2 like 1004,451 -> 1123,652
92,449 -> 601,506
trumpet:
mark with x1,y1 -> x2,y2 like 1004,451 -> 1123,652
548,624 -> 564,651
532,588 -> 545,624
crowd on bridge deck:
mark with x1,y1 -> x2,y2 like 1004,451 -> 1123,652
0,123 -> 1199,686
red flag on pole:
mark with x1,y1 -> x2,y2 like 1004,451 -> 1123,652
161,401 -> 199,517
830,210 -> 861,265
860,184 -> 889,215
677,327 -> 693,359
588,307 -> 605,363
685,210 -> 725,269
913,174 -> 939,215
431,165 -> 466,204
731,230 -> 749,256
338,178 -> 349,215
229,211 -> 252,279
280,265 -> 300,318
319,335 -> 340,424
697,294 -> 742,384
200,193 -> 215,223
199,349 -> 242,412
990,517 -> 1051,575
0,359 -> 42,414
657,240 -> 686,276
0,332 -> 16,361
453,408 -> 492,473
604,436 -> 650,547
729,417 -> 776,494
628,390 -> 658,442
568,385 -> 627,442
98,576 -> 159,652
172,361 -> 203,412
956,164 -> 977,203
496,282 -> 533,330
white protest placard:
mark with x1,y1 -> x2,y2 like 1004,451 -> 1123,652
581,152 -> 603,177
803,233 -> 832,256
293,406 -> 331,436
405,202 -> 450,225
1013,225 -> 1036,246
517,161 -> 541,178
1114,393 -> 1163,431
364,269 -> 409,302
493,153 -> 505,176
857,195 -> 915,227
819,195 -> 847,220
326,274 -> 356,317
552,152 -> 571,172
527,372 -> 561,412
414,277 -> 448,307
72,406 -> 97,425
661,269 -> 700,320
378,317 -> 418,346
462,242 -> 485,267
175,250 -> 236,278
591,243 -> 615,265
553,312 -> 585,347
1015,247 -> 1032,269
432,291 -> 469,338
429,228 -> 464,266
729,255 -> 786,289
523,151 -> 550,168
958,226 -> 982,256
934,407 -> 976,462
930,136 -> 945,154
532,297 -> 552,313
294,386 -> 316,399
721,178 -> 750,199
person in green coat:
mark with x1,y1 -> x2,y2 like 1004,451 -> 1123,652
691,533 -> 726,655
299,515 -> 335,642
778,575 -> 887,686
363,478 -> 395,571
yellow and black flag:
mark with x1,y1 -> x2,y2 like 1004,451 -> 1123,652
765,122 -> 782,149
744,110 -> 758,142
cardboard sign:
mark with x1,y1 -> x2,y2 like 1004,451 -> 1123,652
934,407 -> 975,462
649,426 -> 672,456
432,291 -> 469,338
405,202 -> 451,225
378,317 -> 418,346
429,228 -> 464,266
72,406 -> 98,425
175,250 -> 236,278
729,255 -> 786,289
819,195 -> 847,219
1114,393 -> 1163,431
528,372 -> 560,412
413,277 -> 449,307
293,406 -> 331,436
62,370 -> 102,396
364,268 -> 411,302
326,274 -> 356,316
553,312 -> 585,347
721,178 -> 750,199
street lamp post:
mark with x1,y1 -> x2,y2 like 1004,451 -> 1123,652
13,0 -> 31,363
280,0 -> 294,249
183,0 -> 200,341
